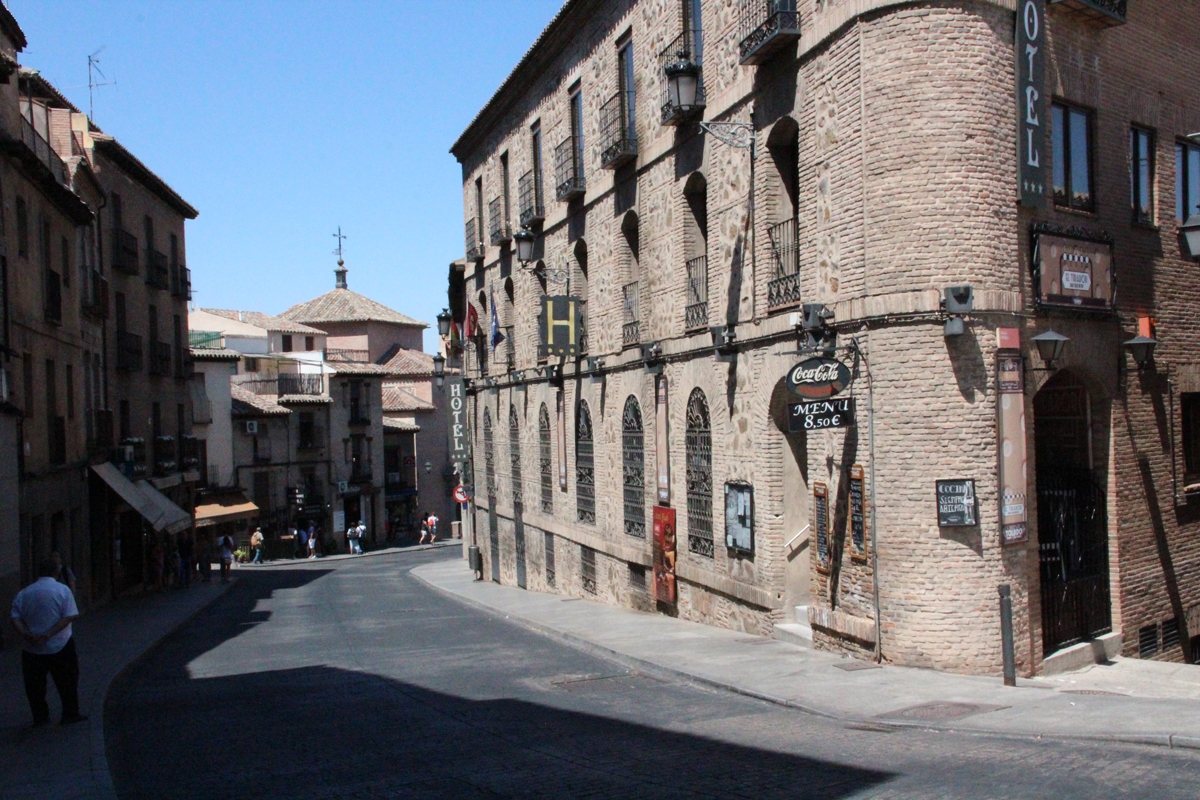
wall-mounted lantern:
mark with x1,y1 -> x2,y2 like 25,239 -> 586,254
514,226 -> 536,265
1031,330 -> 1069,367
1181,214 -> 1200,259
432,353 -> 445,388
709,324 -> 737,363
665,56 -> 700,111
1123,334 -> 1157,369
642,341 -> 664,375
586,356 -> 606,386
436,308 -> 452,338
943,284 -> 973,338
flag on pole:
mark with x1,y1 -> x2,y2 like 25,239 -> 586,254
466,303 -> 479,338
490,285 -> 505,353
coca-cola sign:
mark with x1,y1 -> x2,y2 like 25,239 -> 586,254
786,357 -> 852,399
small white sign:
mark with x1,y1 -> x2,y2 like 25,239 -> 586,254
1003,503 -> 1025,517
1061,270 -> 1091,291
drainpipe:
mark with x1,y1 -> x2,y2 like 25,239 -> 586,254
852,335 -> 883,663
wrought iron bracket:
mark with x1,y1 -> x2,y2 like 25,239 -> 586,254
699,121 -> 756,158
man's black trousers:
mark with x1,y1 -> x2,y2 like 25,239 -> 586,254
22,637 -> 80,723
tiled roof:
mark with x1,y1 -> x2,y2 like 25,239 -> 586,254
230,385 -> 291,417
328,362 -> 390,376
190,347 -> 241,362
378,347 -> 433,377
280,288 -> 426,327
383,417 -> 421,433
202,309 -> 326,336
382,386 -> 435,413
278,395 -> 332,405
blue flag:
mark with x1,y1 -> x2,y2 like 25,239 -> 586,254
490,285 -> 505,353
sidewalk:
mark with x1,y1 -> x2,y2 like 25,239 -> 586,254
1,580 -> 233,800
412,559 -> 1200,751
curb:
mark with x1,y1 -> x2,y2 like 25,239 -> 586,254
88,579 -> 237,800
237,540 -> 460,567
410,566 -> 1200,755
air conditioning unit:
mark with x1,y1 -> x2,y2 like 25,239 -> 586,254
245,420 -> 258,434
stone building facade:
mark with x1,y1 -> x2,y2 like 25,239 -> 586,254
449,0 -> 1200,676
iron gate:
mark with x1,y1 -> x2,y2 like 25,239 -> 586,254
488,502 -> 499,582
1038,467 -> 1111,655
514,502 -> 527,589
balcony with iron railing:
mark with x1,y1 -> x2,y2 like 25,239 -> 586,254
465,218 -> 484,261
149,340 -> 172,377
686,255 -> 709,330
174,346 -> 192,379
737,0 -> 802,65
488,197 -> 511,245
599,91 -> 637,169
189,330 -> 223,349
767,218 -> 801,310
81,269 -> 108,319
554,136 -> 585,201
180,435 -> 200,470
112,229 -> 139,275
622,282 -> 640,347
19,116 -> 68,186
116,330 -> 143,372
171,264 -> 192,300
518,170 -> 545,226
278,373 -> 324,396
146,249 -> 170,290
43,269 -> 62,324
660,29 -> 706,125
1050,0 -> 1126,26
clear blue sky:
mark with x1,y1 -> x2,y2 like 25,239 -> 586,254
9,0 -> 561,352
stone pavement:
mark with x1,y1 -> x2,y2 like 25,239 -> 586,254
412,559 -> 1200,751
0,579 -> 232,800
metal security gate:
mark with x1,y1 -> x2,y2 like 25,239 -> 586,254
1038,468 -> 1111,654
488,502 -> 499,582
514,503 -> 527,589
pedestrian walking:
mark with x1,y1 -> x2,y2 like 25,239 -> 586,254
250,528 -> 265,564
418,515 -> 429,545
307,528 -> 318,559
428,512 -> 439,543
10,558 -> 86,726
218,533 -> 235,583
347,521 -> 362,555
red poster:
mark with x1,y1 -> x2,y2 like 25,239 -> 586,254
652,506 -> 677,604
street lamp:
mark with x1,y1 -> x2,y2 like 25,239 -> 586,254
1123,334 -> 1157,369
514,226 -> 536,265
665,56 -> 700,111
432,353 -> 445,387
1031,330 -> 1069,367
1181,214 -> 1200,259
436,308 -> 452,338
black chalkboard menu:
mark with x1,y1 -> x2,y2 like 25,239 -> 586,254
936,479 -> 977,527
814,482 -> 829,564
849,465 -> 865,557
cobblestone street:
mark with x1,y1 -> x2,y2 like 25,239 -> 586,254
105,550 -> 1200,799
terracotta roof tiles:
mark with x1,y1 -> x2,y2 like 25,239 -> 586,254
382,386 -> 435,413
280,288 -> 426,327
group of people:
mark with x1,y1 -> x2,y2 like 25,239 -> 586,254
291,523 -> 323,559
146,531 -> 236,590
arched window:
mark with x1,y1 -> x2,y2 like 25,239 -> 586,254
509,405 -> 522,507
622,396 -> 645,537
483,407 -> 496,498
539,403 -> 553,513
576,399 -> 595,524
684,172 -> 708,331
685,388 -> 713,557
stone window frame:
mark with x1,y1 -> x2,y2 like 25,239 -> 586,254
575,398 -> 596,524
539,402 -> 553,513
622,395 -> 646,538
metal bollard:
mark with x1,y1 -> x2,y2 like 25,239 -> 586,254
999,584 -> 1016,687
468,546 -> 483,580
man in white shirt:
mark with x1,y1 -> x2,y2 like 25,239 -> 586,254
11,558 -> 84,726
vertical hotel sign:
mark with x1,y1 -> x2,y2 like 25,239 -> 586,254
996,328 -> 1028,544
446,376 -> 470,464
1017,0 -> 1045,206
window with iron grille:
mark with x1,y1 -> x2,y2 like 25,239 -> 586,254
509,405 -> 522,507
544,531 -> 556,586
483,408 -> 496,498
1139,624 -> 1159,657
622,396 -> 645,538
1177,140 -> 1200,224
629,563 -> 647,594
539,403 -> 553,513
622,282 -> 640,346
685,388 -> 714,557
576,399 -> 596,524
581,544 -> 597,594
767,218 -> 800,309
685,255 -> 708,330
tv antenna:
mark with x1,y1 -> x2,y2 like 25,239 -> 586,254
87,47 -> 115,121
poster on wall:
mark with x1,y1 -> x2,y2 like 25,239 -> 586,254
849,465 -> 865,558
652,505 -> 677,604
813,482 -> 829,566
936,480 -> 978,527
724,483 -> 754,553
1034,230 -> 1113,309
656,376 -> 670,504
333,510 -> 345,539
996,331 -> 1029,545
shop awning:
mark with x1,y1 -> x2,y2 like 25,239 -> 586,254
194,492 -> 259,528
92,463 -> 193,535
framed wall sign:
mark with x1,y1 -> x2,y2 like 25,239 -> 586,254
814,482 -> 829,566
539,295 -> 582,357
936,479 -> 978,527
786,357 -> 853,399
849,465 -> 865,558
1033,227 -> 1114,310
656,376 -> 670,504
996,340 -> 1028,546
788,398 -> 855,432
724,482 -> 754,553
1016,0 -> 1046,207
446,377 -> 471,464
652,505 -> 677,603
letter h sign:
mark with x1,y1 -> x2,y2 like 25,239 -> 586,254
539,295 -> 581,358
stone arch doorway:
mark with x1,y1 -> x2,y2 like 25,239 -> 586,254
1033,369 -> 1111,656
769,377 -> 810,617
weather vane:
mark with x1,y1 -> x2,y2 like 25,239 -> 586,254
332,226 -> 347,262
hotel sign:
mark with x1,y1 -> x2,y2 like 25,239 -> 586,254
1035,231 -> 1113,309
538,295 -> 582,358
446,377 -> 471,464
1017,0 -> 1046,206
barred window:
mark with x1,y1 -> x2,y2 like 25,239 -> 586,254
509,405 -> 522,507
685,388 -> 713,557
622,395 -> 646,537
539,403 -> 553,513
581,544 -> 597,594
576,399 -> 596,524
544,531 -> 556,586
483,407 -> 496,498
